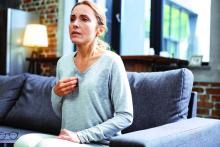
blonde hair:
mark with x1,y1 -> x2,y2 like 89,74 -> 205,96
72,0 -> 109,50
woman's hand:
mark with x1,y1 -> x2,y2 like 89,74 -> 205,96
54,77 -> 78,97
57,129 -> 80,143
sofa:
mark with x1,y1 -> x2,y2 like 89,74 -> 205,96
0,68 -> 220,147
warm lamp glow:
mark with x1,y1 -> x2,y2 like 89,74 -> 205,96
23,24 -> 48,47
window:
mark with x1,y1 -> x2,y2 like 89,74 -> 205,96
163,1 -> 193,59
163,0 -> 211,62
120,0 -> 211,62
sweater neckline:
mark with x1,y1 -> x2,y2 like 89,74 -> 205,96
72,51 -> 107,75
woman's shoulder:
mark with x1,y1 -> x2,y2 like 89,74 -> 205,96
104,50 -> 122,62
57,52 -> 75,64
103,50 -> 126,72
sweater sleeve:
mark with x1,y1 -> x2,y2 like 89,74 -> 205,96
51,59 -> 63,118
76,55 -> 133,143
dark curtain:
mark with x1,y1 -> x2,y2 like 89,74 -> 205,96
0,0 -> 21,9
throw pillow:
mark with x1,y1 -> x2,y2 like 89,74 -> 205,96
0,74 -> 25,123
123,68 -> 194,133
4,73 -> 61,135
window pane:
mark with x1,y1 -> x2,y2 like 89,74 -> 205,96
144,0 -> 151,53
171,7 -> 180,40
163,0 -> 211,62
180,12 -> 189,40
164,4 -> 170,38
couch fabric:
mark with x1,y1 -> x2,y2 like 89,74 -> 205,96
0,74 -> 25,123
124,68 -> 193,133
2,73 -> 60,135
110,117 -> 220,147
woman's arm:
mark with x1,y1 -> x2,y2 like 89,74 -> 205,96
51,60 -> 63,118
51,60 -> 78,117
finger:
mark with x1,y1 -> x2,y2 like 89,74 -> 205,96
59,129 -> 66,136
59,129 -> 68,135
58,89 -> 73,96
58,80 -> 78,89
59,77 -> 78,83
62,129 -> 72,136
61,84 -> 76,92
70,77 -> 78,81
58,134 -> 79,143
61,129 -> 68,133
59,129 -> 73,137
58,131 -> 68,138
55,83 -> 77,96
58,135 -> 70,140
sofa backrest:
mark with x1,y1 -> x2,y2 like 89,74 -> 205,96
123,68 -> 194,133
1,73 -> 60,135
0,74 -> 26,123
0,68 -> 194,135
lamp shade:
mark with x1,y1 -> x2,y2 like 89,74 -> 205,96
23,24 -> 48,47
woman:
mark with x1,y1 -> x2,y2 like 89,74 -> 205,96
14,1 -> 133,147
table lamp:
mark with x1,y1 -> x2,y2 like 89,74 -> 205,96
23,24 -> 48,58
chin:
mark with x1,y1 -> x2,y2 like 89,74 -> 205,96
71,39 -> 82,44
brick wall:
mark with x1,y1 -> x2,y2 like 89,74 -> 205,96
20,0 -> 58,57
20,0 -> 58,75
193,82 -> 220,119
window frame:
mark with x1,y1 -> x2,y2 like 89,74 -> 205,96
162,0 -> 198,59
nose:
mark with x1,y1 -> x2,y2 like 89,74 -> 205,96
71,19 -> 79,29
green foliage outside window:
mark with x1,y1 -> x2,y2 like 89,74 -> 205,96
163,3 -> 190,41
171,7 -> 180,40
180,12 -> 189,40
164,4 -> 170,38
163,2 -> 190,58
144,19 -> 150,38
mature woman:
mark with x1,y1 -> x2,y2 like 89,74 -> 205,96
14,1 -> 133,147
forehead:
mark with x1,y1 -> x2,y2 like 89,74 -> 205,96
71,4 -> 95,17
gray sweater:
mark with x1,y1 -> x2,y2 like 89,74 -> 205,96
51,50 -> 133,144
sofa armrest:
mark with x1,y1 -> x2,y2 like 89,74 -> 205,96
187,92 -> 198,118
110,117 -> 220,147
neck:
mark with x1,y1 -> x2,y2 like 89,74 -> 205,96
76,40 -> 98,59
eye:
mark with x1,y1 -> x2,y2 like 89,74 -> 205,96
80,15 -> 90,22
70,15 -> 76,22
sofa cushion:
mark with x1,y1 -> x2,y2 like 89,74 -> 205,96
123,68 -> 194,133
0,125 -> 38,143
0,74 -> 25,124
4,73 -> 61,135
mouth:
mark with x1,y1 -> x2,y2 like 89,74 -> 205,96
71,31 -> 81,35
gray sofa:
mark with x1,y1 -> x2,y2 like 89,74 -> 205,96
0,68 -> 220,147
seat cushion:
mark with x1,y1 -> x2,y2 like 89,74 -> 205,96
123,68 -> 194,133
0,125 -> 38,143
0,74 -> 25,124
4,73 -> 61,135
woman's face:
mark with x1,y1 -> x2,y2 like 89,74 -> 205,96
69,4 -> 99,45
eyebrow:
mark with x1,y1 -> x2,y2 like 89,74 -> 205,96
70,14 -> 90,18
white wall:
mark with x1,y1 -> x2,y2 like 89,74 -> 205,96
120,0 -> 145,55
57,0 -> 75,56
191,0 -> 220,82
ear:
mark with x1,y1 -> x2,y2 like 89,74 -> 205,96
96,26 -> 105,37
